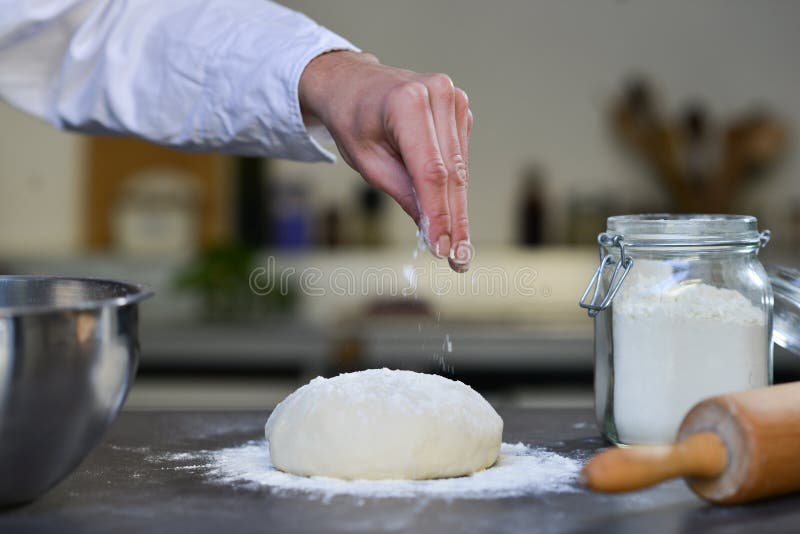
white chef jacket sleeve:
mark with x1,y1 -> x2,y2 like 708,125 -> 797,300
0,0 -> 359,161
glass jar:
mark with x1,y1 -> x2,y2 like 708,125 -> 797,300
580,214 -> 773,446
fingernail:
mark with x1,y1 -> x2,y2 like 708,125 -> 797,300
435,234 -> 451,259
449,241 -> 474,272
451,241 -> 473,265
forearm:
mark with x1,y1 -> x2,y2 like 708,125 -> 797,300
0,0 -> 358,160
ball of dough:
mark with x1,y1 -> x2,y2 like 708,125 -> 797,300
265,368 -> 503,480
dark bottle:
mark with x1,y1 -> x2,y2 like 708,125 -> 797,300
359,184 -> 386,248
518,164 -> 545,246
235,157 -> 271,247
321,204 -> 342,249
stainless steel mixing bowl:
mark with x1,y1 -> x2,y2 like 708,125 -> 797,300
0,276 -> 152,506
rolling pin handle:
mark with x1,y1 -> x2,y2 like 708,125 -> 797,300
581,432 -> 728,493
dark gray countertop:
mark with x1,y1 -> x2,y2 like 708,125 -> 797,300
2,408 -> 799,534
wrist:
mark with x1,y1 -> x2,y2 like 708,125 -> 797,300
299,50 -> 379,126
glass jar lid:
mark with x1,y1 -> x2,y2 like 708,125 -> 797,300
768,265 -> 800,356
607,214 -> 763,247
581,213 -> 769,316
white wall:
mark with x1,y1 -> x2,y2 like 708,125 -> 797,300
1,0 -> 798,254
0,104 -> 85,255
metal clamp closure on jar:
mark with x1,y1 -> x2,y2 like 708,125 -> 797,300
578,229 -> 771,317
579,233 -> 634,317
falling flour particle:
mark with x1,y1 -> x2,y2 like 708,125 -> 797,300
414,228 -> 427,259
151,441 -> 582,502
402,264 -> 418,287
444,334 -> 453,353
431,352 -> 454,374
417,214 -> 431,251
405,224 -> 457,374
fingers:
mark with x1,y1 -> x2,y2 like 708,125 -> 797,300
424,76 -> 473,271
448,87 -> 472,272
387,81 -> 452,258
425,74 -> 467,268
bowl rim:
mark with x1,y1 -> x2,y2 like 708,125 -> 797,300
0,275 -> 154,316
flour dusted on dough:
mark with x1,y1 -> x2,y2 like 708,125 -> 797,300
265,369 -> 503,480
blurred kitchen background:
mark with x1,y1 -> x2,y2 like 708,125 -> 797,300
1,0 -> 799,410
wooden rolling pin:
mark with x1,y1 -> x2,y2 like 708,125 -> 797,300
582,382 -> 800,504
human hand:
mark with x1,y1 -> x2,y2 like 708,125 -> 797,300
299,51 -> 473,272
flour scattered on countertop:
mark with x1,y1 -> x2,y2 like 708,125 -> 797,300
149,441 -> 582,502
